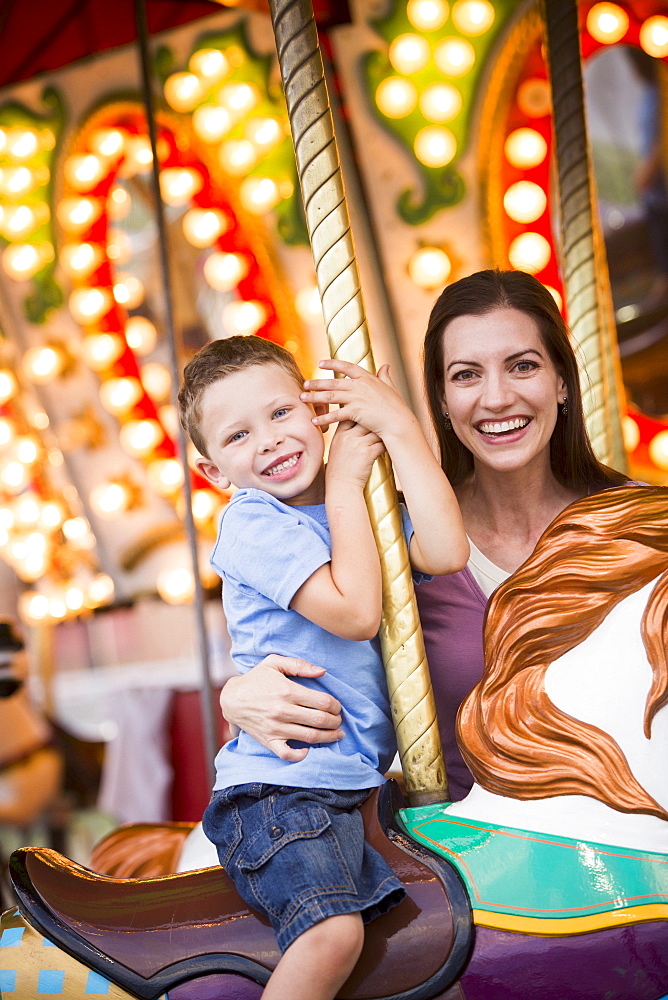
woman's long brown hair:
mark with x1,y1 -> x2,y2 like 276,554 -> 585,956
458,486 -> 668,820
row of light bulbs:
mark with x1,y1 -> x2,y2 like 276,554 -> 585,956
586,4 -> 668,57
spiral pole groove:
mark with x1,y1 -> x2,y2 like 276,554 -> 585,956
543,0 -> 627,472
269,0 -> 447,803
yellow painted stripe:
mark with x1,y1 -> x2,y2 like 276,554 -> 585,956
473,904 -> 668,936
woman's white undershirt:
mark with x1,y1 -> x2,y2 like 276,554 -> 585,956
467,537 -> 510,599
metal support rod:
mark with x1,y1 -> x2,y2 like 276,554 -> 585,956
135,0 -> 219,781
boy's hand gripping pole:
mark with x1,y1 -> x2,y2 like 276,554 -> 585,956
268,0 -> 448,804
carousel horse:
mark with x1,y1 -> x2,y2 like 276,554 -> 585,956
1,485 -> 667,1000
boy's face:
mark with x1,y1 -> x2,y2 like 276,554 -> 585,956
195,362 -> 328,506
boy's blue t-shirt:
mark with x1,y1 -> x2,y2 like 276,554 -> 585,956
210,488 -> 406,792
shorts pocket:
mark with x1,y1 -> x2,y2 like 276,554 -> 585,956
238,805 -> 333,872
202,791 -> 243,869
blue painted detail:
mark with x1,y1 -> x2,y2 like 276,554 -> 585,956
0,929 -> 23,947
42,938 -> 57,947
38,969 -> 65,993
85,970 -> 110,994
0,969 -> 17,992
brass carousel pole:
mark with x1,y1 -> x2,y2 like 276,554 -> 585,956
268,0 -> 447,805
543,0 -> 628,472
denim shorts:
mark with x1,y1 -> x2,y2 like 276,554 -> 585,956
202,783 -> 406,953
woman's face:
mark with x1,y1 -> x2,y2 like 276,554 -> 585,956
440,307 -> 566,476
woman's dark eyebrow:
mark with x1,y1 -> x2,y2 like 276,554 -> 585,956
446,348 -> 543,373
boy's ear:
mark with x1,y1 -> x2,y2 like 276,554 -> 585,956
194,455 -> 232,491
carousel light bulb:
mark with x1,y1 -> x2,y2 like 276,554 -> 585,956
90,481 -> 133,517
0,166 -> 35,197
141,363 -> 171,402
190,48 -> 230,83
219,139 -> 257,176
158,404 -> 179,438
59,242 -> 103,278
6,129 -> 39,161
89,128 -> 126,159
19,592 -> 50,624
408,246 -> 452,288
16,437 -> 38,464
244,117 -> 283,150
106,228 -> 132,264
218,82 -> 260,116
2,461 -> 28,491
295,286 -> 323,324
81,332 -> 125,371
17,551 -> 47,583
57,196 -> 103,233
108,186 -> 131,220
112,273 -> 145,309
164,71 -> 206,112
586,3 -> 629,44
157,566 -> 195,605
504,127 -> 547,168
2,243 -> 45,279
15,497 -> 40,524
508,232 -> 551,273
419,83 -> 462,122
239,176 -> 280,214
62,516 -> 91,541
0,417 -> 14,444
192,488 -> 216,522
68,287 -> 113,325
31,410 -> 49,430
64,154 -> 107,192
222,299 -> 267,335
192,104 -> 233,143
0,507 -> 14,530
639,16 -> 668,57
99,376 -> 143,415
414,126 -> 457,167
451,0 -> 494,35
375,78 -> 418,118
87,573 -> 115,607
649,430 -> 668,470
147,458 -> 184,496
0,370 -> 18,404
203,251 -> 250,291
40,502 -> 64,529
65,585 -> 84,611
182,208 -> 229,248
22,345 -> 66,383
159,168 -> 203,206
517,77 -> 552,118
125,316 -> 157,355
123,136 -> 153,174
388,34 -> 430,74
543,285 -> 563,311
434,37 -> 476,76
119,419 -> 164,458
503,180 -> 547,223
3,204 -> 38,238
407,0 -> 449,31
622,415 -> 640,453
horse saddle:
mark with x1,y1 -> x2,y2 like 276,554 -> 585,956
9,781 -> 472,1000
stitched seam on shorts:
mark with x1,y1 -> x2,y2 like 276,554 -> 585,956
281,875 -> 401,935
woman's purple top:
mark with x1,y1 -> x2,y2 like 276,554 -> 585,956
415,566 -> 488,801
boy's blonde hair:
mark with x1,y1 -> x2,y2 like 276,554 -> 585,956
178,335 -> 305,457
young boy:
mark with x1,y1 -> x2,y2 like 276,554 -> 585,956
178,336 -> 467,1000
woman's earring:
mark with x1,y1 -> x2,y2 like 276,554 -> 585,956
444,411 -> 452,430
561,396 -> 568,417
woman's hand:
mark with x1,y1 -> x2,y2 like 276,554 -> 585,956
220,656 -> 343,762
326,418 -> 385,490
302,360 -> 411,441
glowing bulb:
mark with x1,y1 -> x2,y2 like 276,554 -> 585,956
64,154 -> 107,192
2,204 -> 38,239
0,370 -> 18,403
375,78 -> 418,118
65,586 -> 84,611
59,242 -> 103,278
190,48 -> 230,83
295,286 -> 323,323
219,139 -> 257,176
157,566 -> 195,605
141,363 -> 171,402
119,419 -> 164,457
2,243 -> 46,279
419,83 -> 462,122
192,489 -> 216,522
218,82 -> 260,115
15,497 -> 40,524
508,232 -> 551,273
68,287 -> 113,324
99,376 -> 143,415
639,16 -> 668,57
239,176 -> 280,214
159,404 -> 179,438
543,285 -> 563,311
164,72 -> 205,112
222,300 -> 267,335
414,126 -> 457,167
407,0 -> 449,31
90,481 -> 133,517
106,229 -> 132,264
113,273 -> 145,308
123,136 -> 153,175
63,516 -> 91,541
244,117 -> 283,150
0,166 -> 36,198
622,415 -> 640,453
517,77 -> 551,118
89,129 -> 126,159
0,417 -> 14,444
125,316 -> 157,355
434,37 -> 475,76
40,502 -> 64,529
16,437 -> 38,464
203,252 -> 250,291
504,127 -> 547,168
408,247 -> 451,288
182,208 -> 229,248
451,0 -> 494,35
6,129 -> 39,161
87,573 -> 114,606
192,105 -> 233,143
147,458 -> 184,496
81,333 -> 125,370
159,168 -> 203,206
503,180 -> 547,223
19,592 -> 50,624
1,461 -> 28,491
649,429 -> 668,470
23,345 -> 66,383
586,3 -> 629,44
388,34 -> 430,74
108,186 -> 131,220
57,196 -> 103,233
